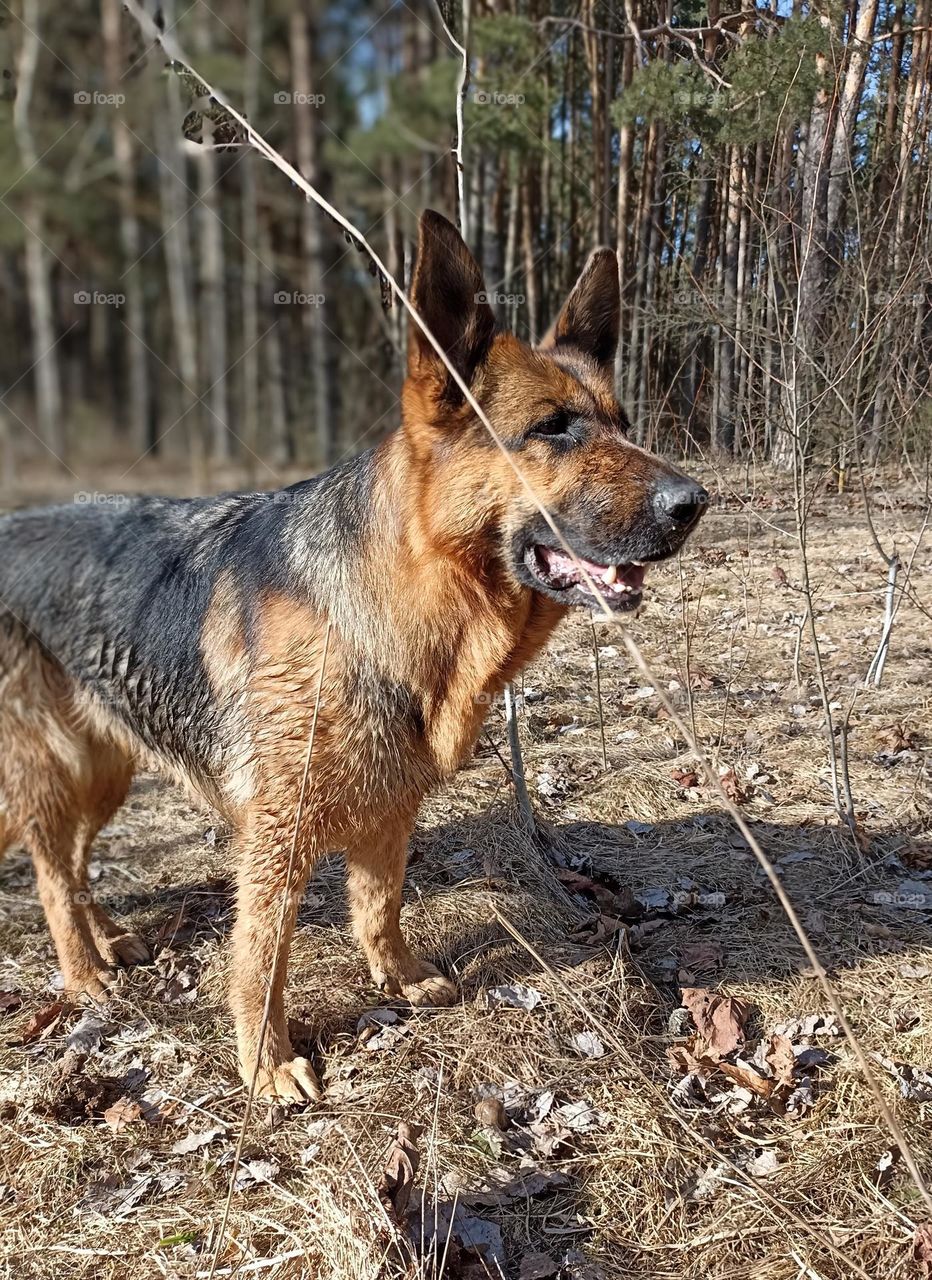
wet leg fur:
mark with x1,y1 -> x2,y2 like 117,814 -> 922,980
24,817 -> 116,999
0,642 -> 144,996
229,815 -> 322,1104
346,817 -> 457,1007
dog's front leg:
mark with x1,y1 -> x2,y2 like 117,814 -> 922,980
345,813 -> 458,1007
229,820 -> 321,1104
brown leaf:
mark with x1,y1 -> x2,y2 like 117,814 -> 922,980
0,991 -> 22,1016
882,722 -> 919,755
19,1001 -> 73,1045
719,768 -> 748,804
103,1096 -> 143,1131
474,1098 -> 509,1130
666,1036 -> 719,1076
718,1060 -> 773,1099
914,1223 -> 932,1277
680,988 -> 751,1058
671,768 -> 700,789
378,1121 -> 422,1220
555,868 -> 633,915
765,1034 -> 796,1090
572,914 -> 624,947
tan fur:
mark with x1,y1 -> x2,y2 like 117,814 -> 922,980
0,637 -> 144,997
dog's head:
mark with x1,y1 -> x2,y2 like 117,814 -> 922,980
401,210 -> 708,613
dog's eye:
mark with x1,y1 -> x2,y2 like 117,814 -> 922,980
528,411 -> 573,440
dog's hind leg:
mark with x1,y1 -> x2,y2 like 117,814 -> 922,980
345,814 -> 458,1007
22,812 -> 117,999
72,750 -> 150,970
0,641 -> 136,997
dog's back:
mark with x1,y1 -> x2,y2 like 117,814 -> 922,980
1,496 -> 238,772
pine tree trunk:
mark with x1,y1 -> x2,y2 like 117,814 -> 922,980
291,9 -> 332,470
239,0 -> 262,480
154,46 -> 201,480
13,0 -> 65,466
102,0 -> 150,456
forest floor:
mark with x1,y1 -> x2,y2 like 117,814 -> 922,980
0,462 -> 931,1279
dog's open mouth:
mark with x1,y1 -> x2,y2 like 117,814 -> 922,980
524,544 -> 647,611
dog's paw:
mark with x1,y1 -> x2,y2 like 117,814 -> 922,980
381,962 -> 458,1008
252,1056 -> 322,1105
64,965 -> 118,1002
98,931 -> 151,968
403,971 -> 458,1007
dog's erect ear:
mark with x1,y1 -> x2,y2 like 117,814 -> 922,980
407,210 -> 496,400
540,247 -> 620,372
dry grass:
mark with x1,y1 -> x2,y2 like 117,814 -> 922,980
1,466 -> 930,1279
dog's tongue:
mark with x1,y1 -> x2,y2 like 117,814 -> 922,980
539,547 -> 645,593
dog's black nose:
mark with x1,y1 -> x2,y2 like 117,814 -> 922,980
652,478 -> 708,529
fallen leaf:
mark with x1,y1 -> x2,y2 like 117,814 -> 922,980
681,988 -> 751,1058
719,768 -> 747,804
103,1096 -> 142,1131
679,940 -> 724,980
66,1014 -> 113,1055
486,983 -> 543,1012
555,868 -> 633,914
914,1222 -> 932,1276
378,1121 -> 422,1219
572,914 -> 624,947
409,1198 -> 506,1275
871,1053 -> 932,1101
234,1158 -> 280,1190
171,1125 -> 227,1155
572,1031 -> 605,1059
520,1252 -> 560,1280
764,1034 -> 797,1090
718,1059 -> 774,1100
746,1148 -> 781,1177
19,1001 -> 73,1045
552,1099 -> 608,1132
772,1012 -> 839,1040
0,991 -> 22,1016
890,1005 -> 920,1032
356,1007 -> 400,1033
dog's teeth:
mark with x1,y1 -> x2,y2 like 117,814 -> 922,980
602,564 -> 618,585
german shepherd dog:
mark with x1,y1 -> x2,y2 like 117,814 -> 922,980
0,212 -> 706,1102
